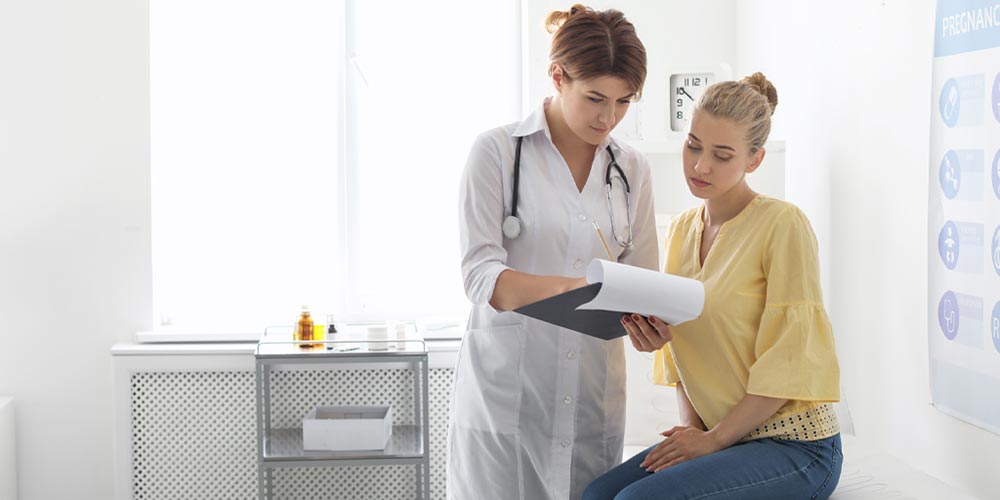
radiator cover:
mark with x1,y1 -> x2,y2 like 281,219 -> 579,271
129,368 -> 453,500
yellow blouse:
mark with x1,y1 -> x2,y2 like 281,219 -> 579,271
653,195 -> 840,441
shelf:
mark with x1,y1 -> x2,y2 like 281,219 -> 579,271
256,335 -> 428,360
262,425 -> 425,464
256,335 -> 431,497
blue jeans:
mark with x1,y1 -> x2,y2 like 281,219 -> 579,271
583,434 -> 842,500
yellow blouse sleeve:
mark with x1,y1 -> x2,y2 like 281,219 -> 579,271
652,345 -> 680,386
746,206 -> 840,401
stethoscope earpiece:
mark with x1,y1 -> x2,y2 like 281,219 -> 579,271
502,215 -> 522,239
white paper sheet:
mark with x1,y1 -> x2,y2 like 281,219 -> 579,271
580,259 -> 704,325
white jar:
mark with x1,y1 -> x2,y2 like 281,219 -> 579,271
367,325 -> 389,351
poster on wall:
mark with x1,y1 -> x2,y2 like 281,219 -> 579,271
929,0 -> 1000,435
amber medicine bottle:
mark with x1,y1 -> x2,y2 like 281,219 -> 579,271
294,306 -> 314,347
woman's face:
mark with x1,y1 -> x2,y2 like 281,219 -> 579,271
555,71 -> 635,145
682,110 -> 763,200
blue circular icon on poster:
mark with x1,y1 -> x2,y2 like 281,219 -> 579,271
940,78 -> 960,127
938,221 -> 960,270
992,301 -> 1000,353
939,150 -> 961,199
993,148 -> 1000,200
992,225 -> 1000,277
939,291 -> 960,340
992,72 -> 1000,124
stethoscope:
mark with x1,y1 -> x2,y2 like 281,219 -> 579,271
502,136 -> 634,248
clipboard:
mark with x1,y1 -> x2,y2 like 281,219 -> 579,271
514,260 -> 705,341
515,283 -> 627,340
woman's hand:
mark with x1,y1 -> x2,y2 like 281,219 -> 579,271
621,314 -> 672,352
639,426 -> 724,473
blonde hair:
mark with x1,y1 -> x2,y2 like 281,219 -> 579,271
544,4 -> 647,97
696,72 -> 778,153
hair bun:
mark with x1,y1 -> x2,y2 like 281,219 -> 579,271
741,72 -> 778,115
545,4 -> 591,34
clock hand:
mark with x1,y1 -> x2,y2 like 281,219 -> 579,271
680,88 -> 695,101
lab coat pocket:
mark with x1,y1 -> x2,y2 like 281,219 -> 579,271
453,324 -> 526,434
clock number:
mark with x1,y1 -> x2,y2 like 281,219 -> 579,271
670,72 -> 716,132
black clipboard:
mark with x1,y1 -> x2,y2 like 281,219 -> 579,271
514,283 -> 627,340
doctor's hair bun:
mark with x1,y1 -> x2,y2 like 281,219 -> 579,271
545,4 -> 591,34
740,72 -> 778,115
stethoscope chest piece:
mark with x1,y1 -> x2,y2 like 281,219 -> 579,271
502,215 -> 522,239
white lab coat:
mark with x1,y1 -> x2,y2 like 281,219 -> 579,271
449,99 -> 659,500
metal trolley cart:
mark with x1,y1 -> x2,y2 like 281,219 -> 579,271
255,335 -> 430,499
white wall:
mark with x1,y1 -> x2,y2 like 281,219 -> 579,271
0,0 -> 151,499
737,1 -> 1000,498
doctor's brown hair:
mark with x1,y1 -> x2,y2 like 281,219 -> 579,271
545,4 -> 647,97
696,72 -> 779,154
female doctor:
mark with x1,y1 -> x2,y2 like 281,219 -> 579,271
450,5 -> 659,500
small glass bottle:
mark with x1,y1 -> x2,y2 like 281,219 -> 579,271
326,314 -> 338,336
294,306 -> 314,348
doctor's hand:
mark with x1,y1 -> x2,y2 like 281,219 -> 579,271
568,276 -> 589,291
556,276 -> 589,296
639,426 -> 724,473
621,314 -> 672,352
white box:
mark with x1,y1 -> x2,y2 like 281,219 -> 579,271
302,405 -> 393,451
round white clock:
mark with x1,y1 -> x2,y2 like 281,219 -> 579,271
669,72 -> 715,132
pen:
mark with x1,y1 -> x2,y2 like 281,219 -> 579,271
592,221 -> 615,261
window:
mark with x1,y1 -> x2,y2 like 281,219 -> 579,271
151,0 -> 520,334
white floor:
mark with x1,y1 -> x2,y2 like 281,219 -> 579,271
622,434 -> 975,500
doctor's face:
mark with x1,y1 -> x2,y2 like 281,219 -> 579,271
682,110 -> 763,200
557,74 -> 635,145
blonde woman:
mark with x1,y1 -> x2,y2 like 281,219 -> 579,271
585,73 -> 842,499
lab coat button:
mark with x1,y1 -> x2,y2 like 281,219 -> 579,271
561,439 -> 571,447
577,213 -> 587,222
566,351 -> 576,359
563,396 -> 573,405
573,259 -> 584,270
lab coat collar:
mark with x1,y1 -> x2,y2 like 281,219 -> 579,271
512,97 -> 621,154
